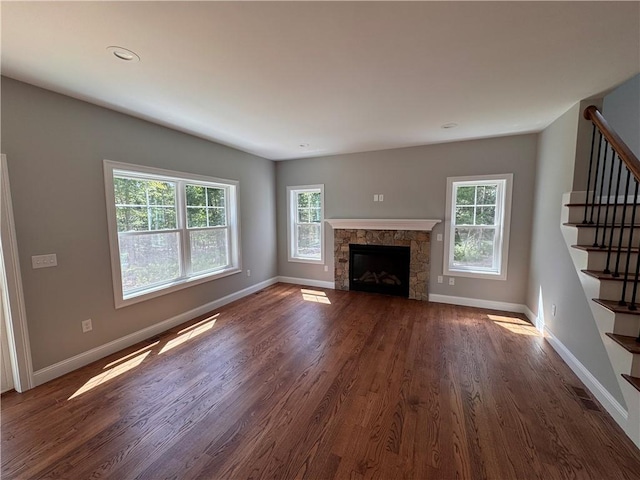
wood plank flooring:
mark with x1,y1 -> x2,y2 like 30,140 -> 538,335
3,283 -> 640,479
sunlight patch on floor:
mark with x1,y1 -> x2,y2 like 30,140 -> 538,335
488,314 -> 540,336
103,341 -> 159,370
160,315 -> 218,354
301,289 -> 331,304
68,314 -> 221,400
178,313 -> 220,335
68,350 -> 151,400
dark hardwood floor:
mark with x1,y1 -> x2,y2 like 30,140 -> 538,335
3,283 -> 640,479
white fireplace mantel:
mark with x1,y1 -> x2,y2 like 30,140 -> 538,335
325,219 -> 441,231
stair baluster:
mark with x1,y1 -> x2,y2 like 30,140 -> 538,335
590,133 -> 605,229
618,178 -> 638,305
613,167 -> 632,279
628,183 -> 640,312
604,153 -> 624,274
593,136 -> 608,246
600,142 -> 616,249
583,123 -> 598,224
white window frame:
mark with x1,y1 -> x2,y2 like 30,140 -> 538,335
443,173 -> 512,280
287,184 -> 325,264
104,160 -> 241,308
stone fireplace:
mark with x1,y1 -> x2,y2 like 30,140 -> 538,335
326,219 -> 440,301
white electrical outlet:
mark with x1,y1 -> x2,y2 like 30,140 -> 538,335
374,194 -> 379,202
81,319 -> 92,333
552,304 -> 557,317
324,265 -> 329,272
379,194 -> 384,202
436,234 -> 443,242
32,253 -> 57,269
247,269 -> 251,277
437,275 -> 443,284
449,277 -> 455,286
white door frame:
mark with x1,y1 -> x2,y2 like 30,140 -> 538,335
1,289 -> 15,393
0,154 -> 33,392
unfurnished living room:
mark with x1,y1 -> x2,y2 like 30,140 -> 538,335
1,1 -> 640,479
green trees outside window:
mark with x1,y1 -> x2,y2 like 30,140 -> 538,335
185,184 -> 229,273
453,183 -> 499,268
114,177 -> 181,293
296,191 -> 322,258
445,174 -> 511,279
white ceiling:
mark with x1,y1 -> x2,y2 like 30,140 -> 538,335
2,1 -> 639,160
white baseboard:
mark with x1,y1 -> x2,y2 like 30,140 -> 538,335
277,276 -> 335,290
523,305 -> 537,324
428,293 -> 526,314
32,277 -> 279,386
544,326 -> 628,425
523,305 -> 546,332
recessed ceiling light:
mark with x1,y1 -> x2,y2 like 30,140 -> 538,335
441,123 -> 458,129
107,46 -> 140,63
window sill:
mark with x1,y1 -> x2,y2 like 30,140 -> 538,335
444,268 -> 507,281
116,266 -> 241,309
288,256 -> 324,265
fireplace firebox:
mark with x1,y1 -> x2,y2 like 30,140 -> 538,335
349,244 -> 410,297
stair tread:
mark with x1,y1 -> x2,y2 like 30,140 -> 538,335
622,374 -> 640,392
581,270 -> 638,281
564,222 -> 639,228
565,203 -> 637,207
593,298 -> 640,316
572,245 -> 640,253
605,333 -> 640,354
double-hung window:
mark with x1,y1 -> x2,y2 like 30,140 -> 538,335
287,185 -> 324,264
104,160 -> 240,307
443,174 -> 512,280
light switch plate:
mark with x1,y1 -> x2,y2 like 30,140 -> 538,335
32,254 -> 57,269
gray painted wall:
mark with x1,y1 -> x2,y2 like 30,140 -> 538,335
1,77 -> 278,371
571,98 -> 604,192
526,101 -> 624,404
603,74 -> 640,158
276,135 -> 537,305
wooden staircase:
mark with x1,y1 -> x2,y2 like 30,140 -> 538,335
562,199 -> 640,446
561,105 -> 640,446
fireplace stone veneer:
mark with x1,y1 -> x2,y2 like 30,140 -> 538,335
333,229 -> 431,301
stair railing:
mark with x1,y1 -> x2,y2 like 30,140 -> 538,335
582,106 -> 640,340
